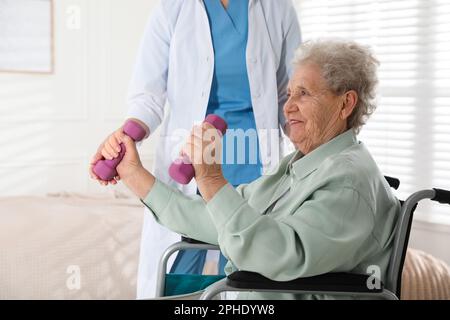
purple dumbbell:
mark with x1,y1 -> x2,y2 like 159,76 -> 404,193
93,120 -> 147,181
169,114 -> 227,184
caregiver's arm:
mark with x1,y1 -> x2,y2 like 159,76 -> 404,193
126,1 -> 172,137
90,2 -> 171,186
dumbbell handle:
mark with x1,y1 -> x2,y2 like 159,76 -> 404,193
169,114 -> 227,184
93,120 -> 147,181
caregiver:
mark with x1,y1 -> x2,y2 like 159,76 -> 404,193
89,0 -> 301,299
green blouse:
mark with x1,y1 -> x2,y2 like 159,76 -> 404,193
142,130 -> 400,299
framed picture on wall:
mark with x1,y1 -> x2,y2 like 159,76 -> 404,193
0,0 -> 54,74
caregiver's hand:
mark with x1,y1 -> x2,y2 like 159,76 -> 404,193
89,119 -> 149,186
89,126 -> 128,186
181,122 -> 228,201
116,134 -> 155,199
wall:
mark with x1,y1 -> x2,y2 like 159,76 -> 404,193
0,0 -> 159,197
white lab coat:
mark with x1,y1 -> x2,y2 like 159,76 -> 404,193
126,0 -> 301,299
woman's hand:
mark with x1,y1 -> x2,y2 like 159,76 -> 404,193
89,126 -> 125,186
116,134 -> 155,199
181,122 -> 227,201
89,119 -> 149,186
115,134 -> 143,181
181,122 -> 223,181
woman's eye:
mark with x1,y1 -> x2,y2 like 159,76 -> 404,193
287,90 -> 307,98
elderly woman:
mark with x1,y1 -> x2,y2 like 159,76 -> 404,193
116,40 -> 400,299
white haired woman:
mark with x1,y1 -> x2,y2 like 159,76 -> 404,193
115,40 -> 400,299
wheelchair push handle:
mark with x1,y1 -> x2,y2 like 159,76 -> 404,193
432,188 -> 450,205
385,176 -> 400,190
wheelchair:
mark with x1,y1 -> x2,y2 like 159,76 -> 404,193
155,176 -> 450,300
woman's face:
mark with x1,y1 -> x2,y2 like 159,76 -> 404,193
283,63 -> 348,154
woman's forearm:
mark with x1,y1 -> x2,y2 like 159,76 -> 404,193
123,167 -> 155,199
197,175 -> 228,202
123,165 -> 227,202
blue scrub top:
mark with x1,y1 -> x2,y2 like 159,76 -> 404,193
203,0 -> 262,186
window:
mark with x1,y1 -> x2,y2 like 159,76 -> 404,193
0,0 -> 54,73
293,0 -> 450,220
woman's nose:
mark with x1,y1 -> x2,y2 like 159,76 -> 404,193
284,98 -> 298,114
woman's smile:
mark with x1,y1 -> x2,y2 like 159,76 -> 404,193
289,119 -> 304,126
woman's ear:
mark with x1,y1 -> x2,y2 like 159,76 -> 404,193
340,90 -> 358,120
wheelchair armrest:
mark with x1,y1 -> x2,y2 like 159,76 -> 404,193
226,271 -> 383,293
181,236 -> 213,245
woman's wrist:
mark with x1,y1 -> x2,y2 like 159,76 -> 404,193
197,175 -> 228,202
122,166 -> 155,199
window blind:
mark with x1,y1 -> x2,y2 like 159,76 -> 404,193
293,0 -> 450,219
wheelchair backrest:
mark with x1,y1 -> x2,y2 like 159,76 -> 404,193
386,193 -> 419,298
382,175 -> 417,298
